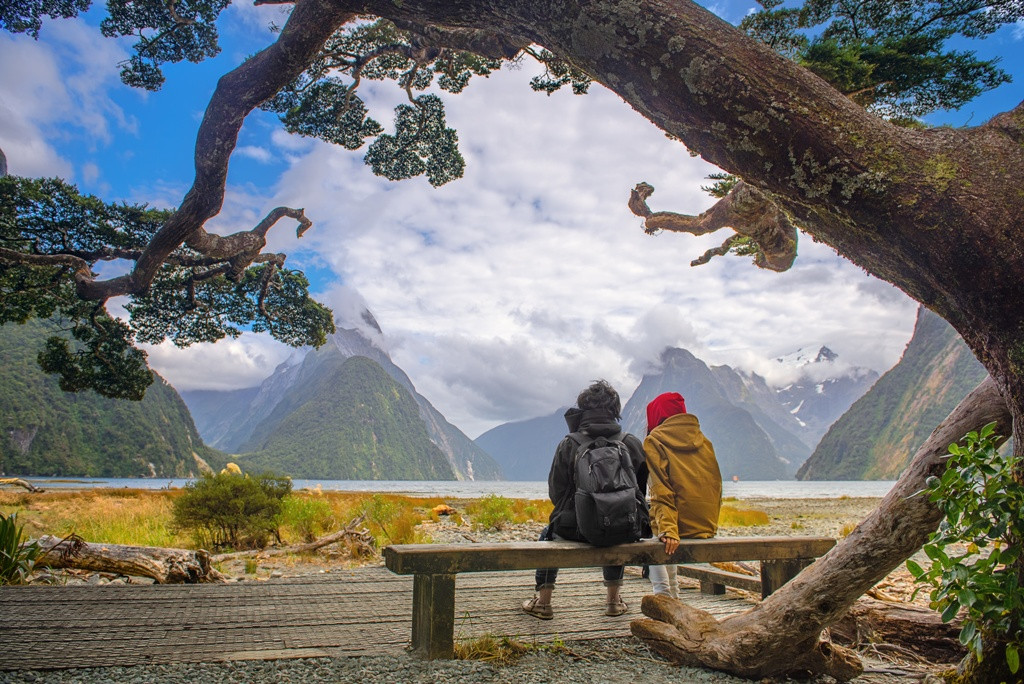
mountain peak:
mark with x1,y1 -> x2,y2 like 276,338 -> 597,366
774,345 -> 837,368
815,346 -> 838,363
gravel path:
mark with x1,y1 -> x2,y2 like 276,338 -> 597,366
0,637 -> 933,684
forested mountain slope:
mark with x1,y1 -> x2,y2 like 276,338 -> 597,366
0,320 -> 224,477
798,308 -> 988,480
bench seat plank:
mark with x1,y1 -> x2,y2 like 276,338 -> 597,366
384,536 -> 834,575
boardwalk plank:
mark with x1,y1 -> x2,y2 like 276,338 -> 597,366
0,566 -> 755,671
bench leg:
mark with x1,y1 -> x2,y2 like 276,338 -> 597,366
411,573 -> 456,659
698,579 -> 726,595
759,559 -> 811,599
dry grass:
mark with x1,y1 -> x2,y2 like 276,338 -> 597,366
0,489 -> 457,550
719,504 -> 770,527
0,488 -> 187,547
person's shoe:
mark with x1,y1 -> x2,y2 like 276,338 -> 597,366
605,599 -> 628,617
522,596 -> 554,620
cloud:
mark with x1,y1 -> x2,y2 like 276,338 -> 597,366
203,66 -> 917,437
0,18 -> 130,178
142,334 -> 296,392
236,145 -> 274,163
113,54 -> 918,439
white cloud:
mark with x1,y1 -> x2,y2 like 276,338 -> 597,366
0,18 -> 130,178
236,145 -> 274,163
41,45 -> 916,439
223,67 -> 918,437
142,334 -> 296,392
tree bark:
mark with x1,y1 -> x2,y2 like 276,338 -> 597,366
831,597 -> 966,665
35,535 -> 225,584
630,377 -> 1011,680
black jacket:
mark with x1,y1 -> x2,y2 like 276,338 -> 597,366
547,407 -> 649,541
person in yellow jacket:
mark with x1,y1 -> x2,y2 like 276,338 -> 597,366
644,391 -> 722,598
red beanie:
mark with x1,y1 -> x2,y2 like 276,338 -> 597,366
646,392 -> 687,434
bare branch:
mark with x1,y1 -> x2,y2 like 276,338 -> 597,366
0,247 -> 93,279
629,181 -> 798,272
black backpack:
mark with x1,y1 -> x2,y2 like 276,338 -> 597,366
570,432 -> 645,546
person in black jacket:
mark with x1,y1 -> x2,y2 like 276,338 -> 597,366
521,380 -> 649,619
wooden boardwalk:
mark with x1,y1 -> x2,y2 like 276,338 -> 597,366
0,566 -> 755,671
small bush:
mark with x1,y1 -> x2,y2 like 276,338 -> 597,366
281,495 -> 336,542
465,496 -> 552,531
0,512 -> 41,585
468,494 -> 516,531
171,470 -> 292,549
357,494 -> 426,546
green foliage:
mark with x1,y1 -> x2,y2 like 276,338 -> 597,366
0,318 -> 227,477
526,48 -> 592,95
0,511 -> 41,585
364,94 -> 464,187
907,423 -> 1023,674
700,172 -> 739,199
281,495 -> 336,543
0,0 -> 89,38
741,0 -> 1019,118
0,175 -> 334,400
467,494 -> 516,531
357,493 -> 423,545
171,470 -> 292,549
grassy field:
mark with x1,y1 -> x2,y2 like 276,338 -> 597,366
0,487 -> 783,552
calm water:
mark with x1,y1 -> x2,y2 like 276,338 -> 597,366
14,477 -> 895,500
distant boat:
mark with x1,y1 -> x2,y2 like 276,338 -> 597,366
732,475 -> 740,482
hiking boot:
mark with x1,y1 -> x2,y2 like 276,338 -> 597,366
522,596 -> 553,620
605,599 -> 628,617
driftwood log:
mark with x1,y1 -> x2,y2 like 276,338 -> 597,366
35,535 -> 225,584
832,596 -> 966,664
211,515 -> 375,563
0,477 -> 44,493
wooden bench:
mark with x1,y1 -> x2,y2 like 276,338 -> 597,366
675,563 -> 764,595
384,535 -> 835,658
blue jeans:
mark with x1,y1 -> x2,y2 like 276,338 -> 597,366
534,526 -> 624,590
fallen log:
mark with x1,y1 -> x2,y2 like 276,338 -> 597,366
35,535 -> 225,584
211,515 -> 375,563
832,596 -> 966,664
0,477 -> 44,493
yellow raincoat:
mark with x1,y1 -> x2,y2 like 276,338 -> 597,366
644,413 -> 722,540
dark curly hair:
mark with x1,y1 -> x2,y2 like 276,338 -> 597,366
576,380 -> 621,419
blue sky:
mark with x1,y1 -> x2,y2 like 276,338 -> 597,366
1,2 -> 1022,437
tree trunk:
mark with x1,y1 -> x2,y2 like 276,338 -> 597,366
630,377 -> 1011,681
35,535 -> 225,584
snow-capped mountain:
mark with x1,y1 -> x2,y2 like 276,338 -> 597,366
769,346 -> 879,447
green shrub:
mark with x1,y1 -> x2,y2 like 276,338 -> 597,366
908,422 -> 1023,676
171,471 -> 292,550
281,495 -> 336,542
0,512 -> 41,585
357,494 -> 424,545
468,494 -> 516,531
